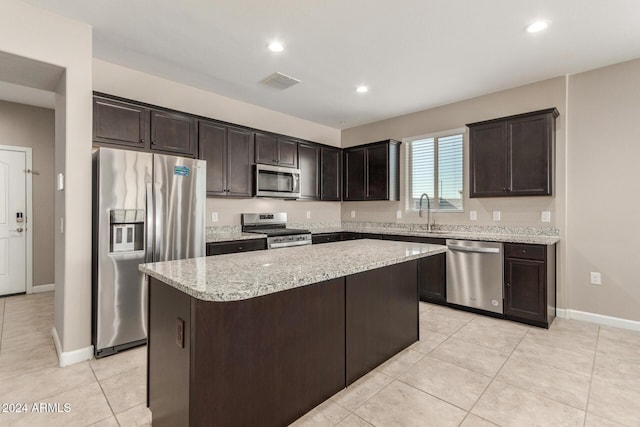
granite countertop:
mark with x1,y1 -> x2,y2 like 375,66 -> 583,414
140,239 -> 446,302
310,227 -> 560,245
206,232 -> 267,243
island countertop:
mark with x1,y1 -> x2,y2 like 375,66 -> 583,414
139,239 -> 446,302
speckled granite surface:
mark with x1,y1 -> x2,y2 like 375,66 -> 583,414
140,239 -> 446,302
313,222 -> 560,245
206,222 -> 560,245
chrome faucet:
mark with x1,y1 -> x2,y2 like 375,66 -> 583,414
418,193 -> 432,232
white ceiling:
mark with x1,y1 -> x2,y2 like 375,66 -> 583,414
19,0 -> 640,129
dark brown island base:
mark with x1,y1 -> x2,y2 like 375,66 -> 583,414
140,239 -> 445,426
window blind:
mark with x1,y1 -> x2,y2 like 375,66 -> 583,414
409,133 -> 463,210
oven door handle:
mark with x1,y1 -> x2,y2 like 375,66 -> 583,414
269,240 -> 311,249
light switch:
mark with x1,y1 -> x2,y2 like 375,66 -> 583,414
492,211 -> 501,221
306,210 -> 311,219
541,211 -> 551,222
470,210 -> 477,221
590,272 -> 602,285
351,210 -> 356,218
396,210 -> 402,219
211,212 -> 219,222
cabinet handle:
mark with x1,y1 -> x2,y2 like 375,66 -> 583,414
506,282 -> 511,287
140,138 -> 145,143
238,246 -> 243,250
506,187 -> 512,192
521,249 -> 527,254
502,187 -> 507,192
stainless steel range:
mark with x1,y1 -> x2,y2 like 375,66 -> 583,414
241,213 -> 311,249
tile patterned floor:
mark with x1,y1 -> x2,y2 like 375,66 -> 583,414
1,292 -> 639,426
0,292 -> 150,426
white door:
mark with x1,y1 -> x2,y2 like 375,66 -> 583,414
0,149 -> 27,296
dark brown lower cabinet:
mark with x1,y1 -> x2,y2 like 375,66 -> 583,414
148,260 -> 420,426
418,253 -> 446,304
346,261 -> 418,385
206,238 -> 266,255
504,243 -> 556,328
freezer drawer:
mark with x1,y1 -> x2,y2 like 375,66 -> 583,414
446,240 -> 504,314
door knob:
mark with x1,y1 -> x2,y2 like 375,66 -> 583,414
11,228 -> 24,233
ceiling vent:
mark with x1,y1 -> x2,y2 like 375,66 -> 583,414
261,72 -> 301,90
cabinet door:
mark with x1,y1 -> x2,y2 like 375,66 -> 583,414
366,144 -> 389,200
343,148 -> 366,201
255,133 -> 278,165
504,258 -> 546,323
470,122 -> 507,197
508,114 -> 552,195
320,147 -> 341,201
199,121 -> 227,196
150,110 -> 197,157
277,137 -> 299,168
93,97 -> 149,149
298,142 -> 319,199
418,253 -> 446,304
227,127 -> 254,197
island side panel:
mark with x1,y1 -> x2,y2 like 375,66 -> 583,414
190,277 -> 346,427
148,277 -> 191,427
345,260 -> 419,385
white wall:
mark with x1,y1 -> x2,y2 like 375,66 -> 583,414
0,0 -> 93,360
566,59 -> 640,322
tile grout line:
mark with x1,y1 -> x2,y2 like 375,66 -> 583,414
463,322 -> 532,426
582,325 -> 600,427
89,361 -> 122,427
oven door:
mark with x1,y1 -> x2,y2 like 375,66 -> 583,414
255,164 -> 301,198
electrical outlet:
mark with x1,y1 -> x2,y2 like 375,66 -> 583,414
541,211 -> 551,223
590,272 -> 602,285
211,212 -> 218,223
470,210 -> 477,221
351,210 -> 356,218
492,211 -> 501,221
306,210 -> 311,219
396,210 -> 402,219
176,318 -> 185,348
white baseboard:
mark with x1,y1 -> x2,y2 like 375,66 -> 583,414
51,327 -> 94,367
31,283 -> 55,293
555,308 -> 640,332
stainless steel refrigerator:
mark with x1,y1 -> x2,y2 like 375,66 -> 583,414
92,147 -> 206,357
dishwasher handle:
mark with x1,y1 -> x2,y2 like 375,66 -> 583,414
447,244 -> 501,254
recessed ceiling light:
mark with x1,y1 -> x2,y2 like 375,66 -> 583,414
356,85 -> 369,93
268,41 -> 285,52
526,20 -> 549,33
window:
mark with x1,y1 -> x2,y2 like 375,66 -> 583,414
406,130 -> 464,211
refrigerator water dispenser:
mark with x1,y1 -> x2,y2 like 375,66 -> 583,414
109,209 -> 144,252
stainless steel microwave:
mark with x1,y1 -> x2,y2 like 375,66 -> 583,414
255,164 -> 301,199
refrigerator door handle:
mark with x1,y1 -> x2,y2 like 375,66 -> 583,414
153,183 -> 163,262
145,182 -> 154,263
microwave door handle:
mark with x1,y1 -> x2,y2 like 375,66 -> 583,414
293,173 -> 300,192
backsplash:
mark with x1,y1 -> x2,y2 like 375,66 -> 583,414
206,221 -> 559,238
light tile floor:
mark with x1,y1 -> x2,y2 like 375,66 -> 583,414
0,292 -> 150,426
1,292 -> 639,426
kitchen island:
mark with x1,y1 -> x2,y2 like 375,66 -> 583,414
140,239 -> 446,427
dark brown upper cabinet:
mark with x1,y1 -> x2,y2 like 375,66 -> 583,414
298,142 -> 320,200
93,96 -> 149,150
93,94 -> 197,158
150,110 -> 197,157
343,140 -> 400,201
320,146 -> 342,201
468,108 -> 558,198
199,120 -> 254,197
254,132 -> 298,168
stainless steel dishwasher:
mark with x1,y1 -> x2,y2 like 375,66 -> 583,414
446,240 -> 504,314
